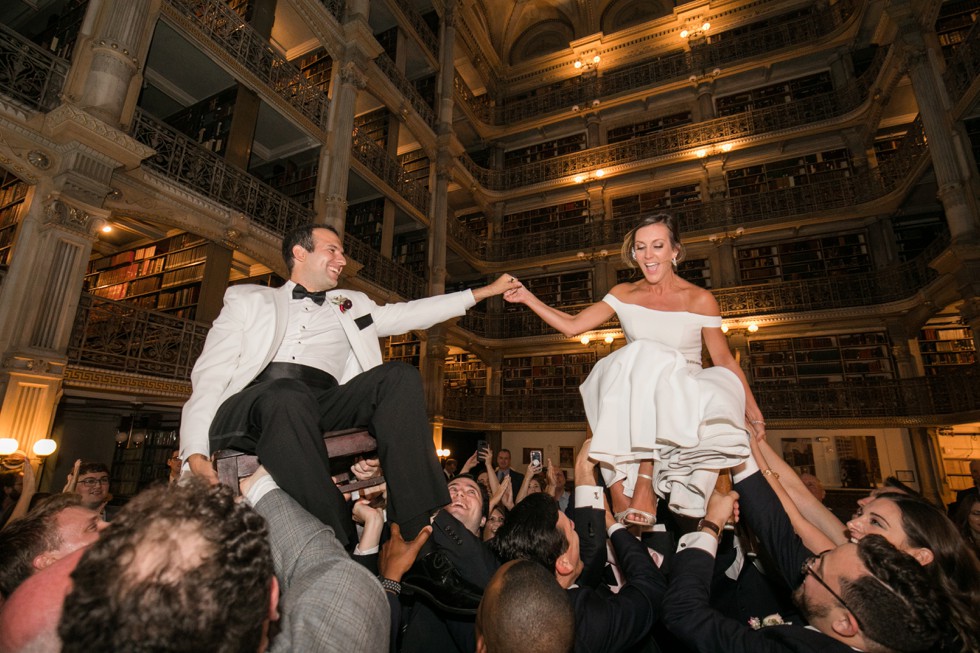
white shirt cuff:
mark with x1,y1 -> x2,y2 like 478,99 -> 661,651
608,523 -> 625,537
678,531 -> 719,556
575,485 -> 604,510
244,474 -> 280,506
354,544 -> 380,556
732,456 -> 760,484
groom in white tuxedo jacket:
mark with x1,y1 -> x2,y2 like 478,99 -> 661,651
180,223 -> 517,546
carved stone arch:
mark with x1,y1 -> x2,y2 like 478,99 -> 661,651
509,19 -> 575,65
600,0 -> 673,35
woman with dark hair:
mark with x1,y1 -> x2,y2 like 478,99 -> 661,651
846,492 -> 980,652
505,214 -> 762,524
953,492 -> 980,555
482,504 -> 508,542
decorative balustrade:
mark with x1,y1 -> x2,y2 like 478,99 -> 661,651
374,53 -> 437,128
165,0 -> 329,129
67,294 -> 209,380
319,0 -> 346,23
460,0 -> 856,125
943,19 -> 980,106
132,109 -> 313,236
0,23 -> 68,113
447,214 -> 486,254
460,46 -> 885,192
443,367 -> 980,423
343,234 -> 426,300
351,128 -> 430,215
394,1 -> 439,58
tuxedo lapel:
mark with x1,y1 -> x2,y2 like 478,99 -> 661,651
326,290 -> 383,375
267,285 -> 293,368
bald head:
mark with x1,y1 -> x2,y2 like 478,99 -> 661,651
476,560 -> 574,653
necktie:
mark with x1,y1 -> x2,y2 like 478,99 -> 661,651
292,284 -> 327,305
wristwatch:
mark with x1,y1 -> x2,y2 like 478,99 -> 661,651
696,518 -> 722,538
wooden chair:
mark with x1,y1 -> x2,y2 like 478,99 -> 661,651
212,427 -> 385,494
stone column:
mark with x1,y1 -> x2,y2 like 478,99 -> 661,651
907,428 -> 945,505
317,59 -> 367,230
424,329 -> 449,449
586,114 -> 602,148
694,80 -> 715,121
61,0 -> 162,130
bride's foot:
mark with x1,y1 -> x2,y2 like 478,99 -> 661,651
624,462 -> 657,527
609,479 -> 630,517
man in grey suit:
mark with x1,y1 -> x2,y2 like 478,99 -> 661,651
180,223 -> 517,545
59,476 -> 389,653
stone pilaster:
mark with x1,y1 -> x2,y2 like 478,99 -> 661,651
424,329 -> 449,448
318,59 -> 367,229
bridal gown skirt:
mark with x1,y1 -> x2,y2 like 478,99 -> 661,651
580,339 -> 750,517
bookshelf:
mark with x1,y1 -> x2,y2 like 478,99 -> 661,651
606,112 -> 693,144
457,213 -> 488,239
936,0 -> 980,58
727,149 -> 851,196
0,171 -> 29,267
376,27 -> 398,59
83,232 -> 232,321
507,271 -> 593,311
736,232 -> 870,283
444,352 -> 488,395
111,427 -> 179,499
398,149 -> 430,186
165,87 -> 238,155
503,134 -> 586,168
258,160 -> 319,209
413,74 -> 437,111
610,184 -> 702,219
918,324 -> 977,374
393,229 -> 427,277
749,331 -> 896,384
383,333 -> 420,367
501,201 -> 589,239
891,213 -> 946,261
872,128 -> 908,167
41,0 -> 88,60
354,109 -> 390,148
501,352 -> 596,395
616,257 -> 711,288
346,199 -> 385,249
715,72 -> 833,116
292,48 -> 332,93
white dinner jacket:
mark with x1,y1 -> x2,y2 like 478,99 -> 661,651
180,283 -> 475,461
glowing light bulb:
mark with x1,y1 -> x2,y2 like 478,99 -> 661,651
580,335 -> 591,345
604,334 -> 614,344
747,323 -> 759,333
32,439 -> 57,457
721,143 -> 733,152
696,149 -> 707,158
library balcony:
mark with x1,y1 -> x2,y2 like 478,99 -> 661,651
343,235 -> 426,300
163,0 -> 330,132
351,128 -> 431,216
384,1 -> 439,62
944,21 -> 980,111
457,0 -> 857,127
374,53 -> 437,130
0,22 -> 68,113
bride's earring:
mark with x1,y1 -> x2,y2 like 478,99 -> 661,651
671,256 -> 678,267
630,249 -> 636,260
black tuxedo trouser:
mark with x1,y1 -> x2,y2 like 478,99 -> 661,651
210,361 -> 450,547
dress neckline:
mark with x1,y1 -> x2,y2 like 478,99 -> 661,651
605,294 -> 715,319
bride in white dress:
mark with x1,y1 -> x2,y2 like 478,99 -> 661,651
504,214 -> 766,522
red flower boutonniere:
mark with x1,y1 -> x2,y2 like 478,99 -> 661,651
331,295 -> 353,313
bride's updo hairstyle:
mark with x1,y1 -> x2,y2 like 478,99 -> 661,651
620,213 -> 686,269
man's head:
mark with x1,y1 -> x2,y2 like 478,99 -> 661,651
476,560 -> 574,653
496,449 -> 511,472
0,494 -> 105,599
73,462 -> 110,511
800,473 -> 826,502
443,458 -> 458,475
490,493 -> 581,588
792,536 -> 943,652
58,480 -> 276,653
167,449 -> 182,478
1,468 -> 23,503
553,469 -> 567,493
445,475 -> 486,535
970,459 -> 980,488
281,224 -> 346,290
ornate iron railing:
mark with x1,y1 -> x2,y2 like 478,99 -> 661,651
394,1 -> 439,58
0,23 -> 69,113
164,0 -> 329,129
943,19 -> 980,105
319,0 -> 345,23
351,127 -> 430,215
132,109 -> 313,236
444,367 -> 980,423
344,234 -> 426,300
460,45 -> 886,191
460,0 -> 857,125
67,294 -> 209,379
374,53 -> 437,128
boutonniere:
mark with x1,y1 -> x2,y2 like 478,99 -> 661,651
330,295 -> 353,313
748,613 -> 787,629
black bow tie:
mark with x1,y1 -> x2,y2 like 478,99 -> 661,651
292,284 -> 327,305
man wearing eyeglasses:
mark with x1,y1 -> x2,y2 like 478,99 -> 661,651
662,457 -> 946,653
70,462 -> 112,520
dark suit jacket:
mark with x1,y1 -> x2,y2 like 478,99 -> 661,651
948,485 -> 978,518
569,527 -> 666,653
498,468 -> 524,491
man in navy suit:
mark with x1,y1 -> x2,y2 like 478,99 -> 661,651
662,458 -> 945,653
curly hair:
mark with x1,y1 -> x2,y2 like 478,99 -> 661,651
58,480 -> 273,653
620,213 -> 686,269
281,223 -> 339,271
845,535 -> 945,653
0,493 -> 81,599
490,493 -> 567,572
875,493 -> 980,652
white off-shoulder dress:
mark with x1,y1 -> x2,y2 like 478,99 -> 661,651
580,294 -> 750,516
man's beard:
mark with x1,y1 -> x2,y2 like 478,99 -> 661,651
792,584 -> 830,623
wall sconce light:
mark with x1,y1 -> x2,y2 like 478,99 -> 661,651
695,143 -> 734,159
32,438 -> 57,486
0,438 -> 18,457
574,54 -> 601,69
101,224 -> 113,233
580,335 -> 591,345
576,249 -> 608,262
709,227 -> 744,244
746,323 -> 759,333
721,321 -> 759,334
573,169 -> 605,184
604,334 -> 615,344
680,21 -> 711,39
721,324 -> 729,334
437,448 -> 451,460
581,332 -> 618,346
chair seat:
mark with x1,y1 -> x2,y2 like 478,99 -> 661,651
212,427 -> 385,495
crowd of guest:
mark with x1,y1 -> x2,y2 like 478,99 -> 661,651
0,438 -> 977,653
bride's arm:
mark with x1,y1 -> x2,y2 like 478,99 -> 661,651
503,285 -> 615,337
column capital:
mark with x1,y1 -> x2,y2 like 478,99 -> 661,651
339,61 -> 368,90
42,197 -> 108,238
